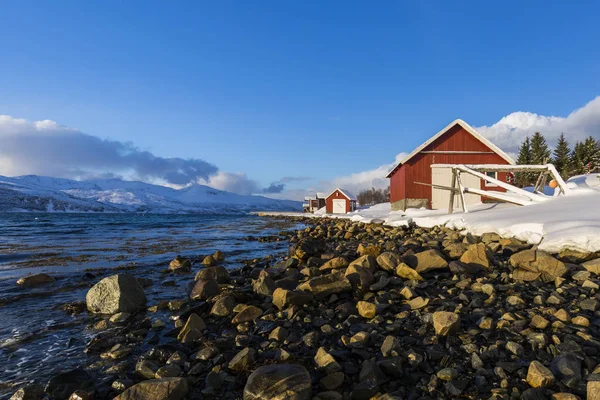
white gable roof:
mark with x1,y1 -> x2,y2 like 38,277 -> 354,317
326,188 -> 356,201
385,119 -> 515,178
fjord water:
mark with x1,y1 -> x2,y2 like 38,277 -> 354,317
0,213 -> 302,396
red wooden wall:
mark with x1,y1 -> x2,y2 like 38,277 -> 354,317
326,189 -> 353,213
389,124 -> 511,206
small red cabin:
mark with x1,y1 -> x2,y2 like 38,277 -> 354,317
386,119 -> 515,211
326,188 -> 357,214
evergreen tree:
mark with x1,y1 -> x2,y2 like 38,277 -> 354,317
552,133 -> 571,178
530,132 -> 551,164
571,136 -> 600,174
515,136 -> 532,187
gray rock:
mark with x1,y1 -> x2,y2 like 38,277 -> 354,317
86,274 -> 146,314
115,378 -> 189,400
244,364 -> 311,400
16,273 -> 55,286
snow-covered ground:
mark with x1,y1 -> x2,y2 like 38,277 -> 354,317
263,174 -> 600,254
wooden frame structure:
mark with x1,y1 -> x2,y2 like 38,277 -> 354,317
432,164 -> 570,213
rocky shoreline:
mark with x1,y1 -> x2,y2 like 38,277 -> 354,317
8,217 -> 600,400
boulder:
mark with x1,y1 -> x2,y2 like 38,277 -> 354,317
210,295 -> 235,317
296,271 -> 351,298
407,250 -> 448,273
177,313 -> 205,343
357,301 -> 377,319
202,255 -> 217,266
395,263 -> 423,281
252,270 -> 276,296
319,257 -> 349,271
509,249 -> 567,281
527,361 -> 555,388
432,311 -> 461,336
45,369 -> 94,400
189,279 -> 220,300
9,384 -> 45,400
168,256 -> 191,273
273,288 -> 313,310
232,305 -> 262,324
115,378 -> 189,400
357,244 -> 382,258
293,239 -> 325,260
344,265 -> 374,288
583,258 -> 600,275
396,263 -> 423,281
229,347 -> 255,372
194,266 -> 229,283
16,273 -> 55,286
244,364 -> 311,400
376,252 -> 401,272
459,243 -> 493,269
86,274 -> 146,314
348,255 -> 378,272
315,347 -> 341,374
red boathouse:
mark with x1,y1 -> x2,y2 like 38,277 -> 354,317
386,119 -> 515,211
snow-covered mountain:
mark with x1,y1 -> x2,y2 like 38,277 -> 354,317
0,175 -> 302,213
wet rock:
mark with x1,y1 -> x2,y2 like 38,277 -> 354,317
211,295 -> 235,317
202,255 -> 217,266
232,305 -> 262,324
272,288 -> 313,310
86,274 -> 146,314
169,256 -> 191,273
432,311 -> 461,336
297,271 -> 351,298
195,266 -> 230,283
68,390 -> 93,400
17,273 -> 55,286
45,369 -> 94,400
189,278 -> 221,300
244,364 -> 311,400
229,347 -> 255,372
115,378 -> 189,400
177,313 -> 205,343
100,344 -> 132,360
320,372 -> 344,391
155,364 -> 181,378
136,360 -> 161,379
9,383 -> 45,400
252,270 -> 276,296
191,346 -> 219,361
109,312 -> 131,324
527,361 -> 555,388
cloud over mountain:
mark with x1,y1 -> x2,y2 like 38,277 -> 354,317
0,115 -> 218,185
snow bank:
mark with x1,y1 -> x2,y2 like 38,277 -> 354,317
300,174 -> 600,254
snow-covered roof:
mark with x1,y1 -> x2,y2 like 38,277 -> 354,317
386,119 -> 515,178
327,188 -> 357,201
304,196 -> 313,201
316,192 -> 326,199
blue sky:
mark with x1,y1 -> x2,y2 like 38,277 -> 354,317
1,1 -> 599,199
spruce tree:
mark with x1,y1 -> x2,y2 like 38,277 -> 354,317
552,133 -> 571,178
530,132 -> 550,164
571,141 -> 585,175
571,136 -> 600,174
515,136 -> 532,186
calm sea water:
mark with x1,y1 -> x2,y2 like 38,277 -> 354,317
0,213 -> 303,397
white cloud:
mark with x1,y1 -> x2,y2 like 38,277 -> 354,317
199,171 -> 260,196
0,115 -> 218,185
476,96 -> 600,154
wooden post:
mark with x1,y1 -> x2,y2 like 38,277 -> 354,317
456,171 -> 468,213
448,168 -> 457,214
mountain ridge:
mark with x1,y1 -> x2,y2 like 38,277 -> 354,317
0,175 -> 301,213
